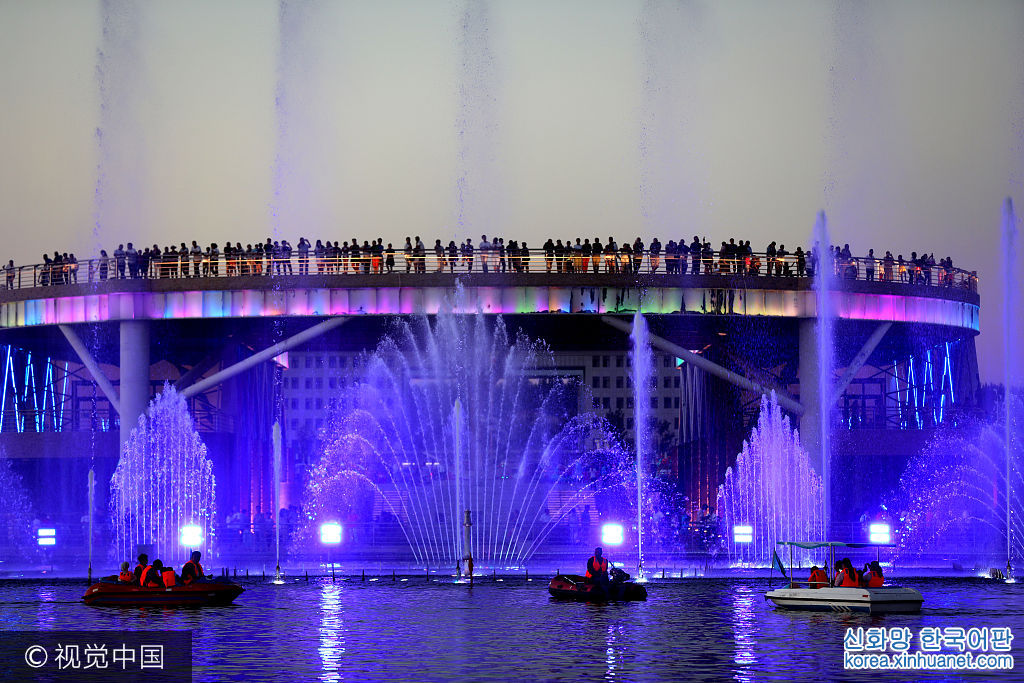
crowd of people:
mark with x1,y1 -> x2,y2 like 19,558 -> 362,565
3,234 -> 976,292
108,550 -> 207,588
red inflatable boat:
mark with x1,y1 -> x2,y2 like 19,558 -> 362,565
83,580 -> 244,607
548,572 -> 647,602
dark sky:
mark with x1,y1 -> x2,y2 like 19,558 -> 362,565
0,0 -> 1021,381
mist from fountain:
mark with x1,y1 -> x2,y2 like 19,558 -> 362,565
0,449 -> 38,563
717,393 -> 825,566
1003,197 -> 1020,568
812,211 -> 835,533
297,306 -> 633,568
630,311 -> 652,579
109,385 -> 216,563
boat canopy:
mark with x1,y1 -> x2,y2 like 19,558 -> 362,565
776,541 -> 895,549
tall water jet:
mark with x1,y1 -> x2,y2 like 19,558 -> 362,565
298,308 -> 632,567
109,386 -> 215,563
718,393 -> 825,565
630,311 -> 652,579
1003,197 -> 1020,571
272,421 -> 284,582
811,211 -> 835,534
93,0 -> 147,252
455,0 -> 502,237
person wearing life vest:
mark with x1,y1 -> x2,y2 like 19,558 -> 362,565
161,562 -> 177,588
117,561 -> 134,583
837,558 -> 860,587
865,561 -> 884,587
807,565 -> 828,589
182,550 -> 205,584
134,553 -> 149,584
585,547 -> 610,587
139,558 -> 163,588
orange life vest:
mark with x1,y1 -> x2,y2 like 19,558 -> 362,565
140,565 -> 158,587
867,571 -> 884,587
161,568 -> 176,588
838,568 -> 859,587
808,569 -> 828,589
183,560 -> 204,584
585,557 -> 608,579
118,571 -> 133,582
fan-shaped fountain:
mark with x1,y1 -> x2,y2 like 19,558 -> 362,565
109,385 -> 216,563
717,393 -> 825,566
298,308 -> 633,568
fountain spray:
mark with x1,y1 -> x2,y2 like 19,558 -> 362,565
273,421 -> 284,584
1003,197 -> 1018,579
631,311 -> 652,580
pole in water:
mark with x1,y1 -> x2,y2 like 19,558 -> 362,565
305,570 -> 309,582
362,569 -> 365,582
392,570 -> 396,582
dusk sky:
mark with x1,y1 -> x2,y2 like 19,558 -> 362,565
0,0 -> 1021,380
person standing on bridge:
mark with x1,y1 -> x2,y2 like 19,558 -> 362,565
479,235 -> 492,273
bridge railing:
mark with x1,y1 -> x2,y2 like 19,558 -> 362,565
0,249 -> 978,294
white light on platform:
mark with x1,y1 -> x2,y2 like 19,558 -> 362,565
733,525 -> 753,544
320,522 -> 342,545
869,523 -> 891,544
179,525 -> 203,547
601,523 -> 624,545
37,528 -> 56,546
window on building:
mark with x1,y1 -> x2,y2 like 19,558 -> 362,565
316,398 -> 323,409
329,378 -> 336,389
304,378 -> 312,389
602,355 -> 610,367
627,417 -> 634,430
674,397 -> 680,409
616,397 -> 624,409
674,376 -> 680,388
290,398 -> 297,409
674,417 -> 680,430
664,396 -> 671,409
602,377 -> 610,389
616,355 -> 623,368
664,377 -> 671,388
329,356 -> 337,368
339,357 -> 347,368
627,377 -> 633,388
592,376 -> 600,389
315,355 -> 323,367
305,398 -> 312,409
315,377 -> 323,389
592,355 -> 600,367
664,356 -> 671,367
626,356 -> 632,368
627,397 -> 634,409
602,396 -> 610,409
616,377 -> 624,389
650,396 -> 657,409
304,356 -> 312,369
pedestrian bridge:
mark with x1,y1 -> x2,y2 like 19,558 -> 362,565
0,271 -> 979,333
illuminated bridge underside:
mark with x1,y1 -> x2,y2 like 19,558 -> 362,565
0,284 -> 978,332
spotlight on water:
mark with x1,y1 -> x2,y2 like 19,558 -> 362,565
320,522 -> 342,545
733,525 -> 753,544
179,525 -> 203,547
869,523 -> 891,544
602,523 -> 624,546
37,528 -> 56,547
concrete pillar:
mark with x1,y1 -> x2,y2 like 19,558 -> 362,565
798,319 -> 823,475
119,320 -> 151,452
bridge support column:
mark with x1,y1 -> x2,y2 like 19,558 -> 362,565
798,319 -> 824,475
119,320 -> 150,452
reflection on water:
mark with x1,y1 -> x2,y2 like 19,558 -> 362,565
319,584 -> 345,682
0,578 -> 1021,681
731,582 -> 757,679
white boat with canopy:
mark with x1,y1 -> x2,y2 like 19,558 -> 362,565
764,541 -> 923,614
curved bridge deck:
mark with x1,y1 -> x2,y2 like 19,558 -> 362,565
0,272 -> 979,333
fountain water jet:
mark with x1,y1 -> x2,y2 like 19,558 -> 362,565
298,307 -> 633,567
1002,197 -> 1020,572
717,393 -> 825,566
630,311 -> 652,579
811,211 -> 835,534
109,386 -> 215,564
